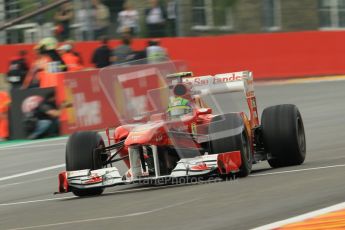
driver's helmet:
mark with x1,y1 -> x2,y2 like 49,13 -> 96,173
35,37 -> 58,51
167,97 -> 192,118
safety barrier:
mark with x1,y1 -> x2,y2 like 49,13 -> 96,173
55,61 -> 187,135
1,31 -> 345,79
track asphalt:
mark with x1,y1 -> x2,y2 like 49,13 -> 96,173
0,79 -> 344,230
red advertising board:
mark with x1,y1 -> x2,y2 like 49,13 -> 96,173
1,31 -> 345,79
56,69 -> 118,134
56,61 -> 188,134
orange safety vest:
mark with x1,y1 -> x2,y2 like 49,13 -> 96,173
61,53 -> 83,72
0,91 -> 11,139
39,56 -> 63,88
23,56 -> 60,89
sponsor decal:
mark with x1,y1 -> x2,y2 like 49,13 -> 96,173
183,74 -> 242,87
191,162 -> 210,171
85,174 -> 103,184
213,74 -> 242,84
191,77 -> 210,86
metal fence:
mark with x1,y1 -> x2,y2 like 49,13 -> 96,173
1,0 -> 345,44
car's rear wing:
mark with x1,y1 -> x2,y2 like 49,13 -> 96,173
180,71 -> 259,128
182,71 -> 252,94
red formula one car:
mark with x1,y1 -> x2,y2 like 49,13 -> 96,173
57,70 -> 306,197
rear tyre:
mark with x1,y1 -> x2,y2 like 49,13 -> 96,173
66,131 -> 105,197
209,113 -> 252,178
261,104 -> 306,168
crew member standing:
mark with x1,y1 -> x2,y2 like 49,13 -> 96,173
58,44 -> 84,71
54,2 -> 74,41
146,39 -> 168,63
7,50 -> 29,92
112,34 -> 133,64
145,0 -> 167,38
23,37 -> 67,89
91,36 -> 112,68
167,0 -> 177,36
0,91 -> 11,141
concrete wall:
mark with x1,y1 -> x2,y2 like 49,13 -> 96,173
167,0 -> 321,35
0,0 -> 6,44
281,0 -> 319,31
233,0 -> 263,33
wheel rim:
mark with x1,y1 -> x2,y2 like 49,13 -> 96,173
296,117 -> 306,154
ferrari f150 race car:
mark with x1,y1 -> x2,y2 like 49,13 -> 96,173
57,66 -> 306,197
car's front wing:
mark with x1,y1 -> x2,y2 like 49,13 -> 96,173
57,151 -> 241,194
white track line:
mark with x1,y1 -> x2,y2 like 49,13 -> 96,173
4,198 -> 200,230
0,137 -> 67,150
251,201 -> 345,230
0,176 -> 56,189
0,188 -> 154,207
0,131 -> 106,150
250,164 -> 345,177
0,187 -> 157,207
0,181 -> 215,207
0,143 -> 65,151
0,164 -> 65,182
0,164 -> 343,206
0,196 -> 74,207
0,188 -> 153,207
1,163 -> 344,207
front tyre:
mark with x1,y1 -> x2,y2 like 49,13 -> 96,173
66,131 -> 105,197
261,104 -> 306,168
237,132 -> 252,177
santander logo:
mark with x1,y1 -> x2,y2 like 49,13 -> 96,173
183,73 -> 242,86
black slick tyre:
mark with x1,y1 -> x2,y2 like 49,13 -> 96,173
66,131 -> 105,197
261,104 -> 306,168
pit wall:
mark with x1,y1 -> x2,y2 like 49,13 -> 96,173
1,30 -> 345,79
